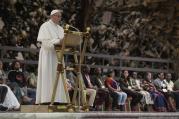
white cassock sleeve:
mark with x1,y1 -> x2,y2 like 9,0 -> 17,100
48,26 -> 64,45
37,24 -> 52,48
37,23 -> 64,48
37,23 -> 50,42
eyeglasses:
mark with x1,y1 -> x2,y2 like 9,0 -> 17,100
54,15 -> 61,17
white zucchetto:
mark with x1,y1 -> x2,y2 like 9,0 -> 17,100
50,9 -> 61,16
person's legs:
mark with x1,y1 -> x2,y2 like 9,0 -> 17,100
8,82 -> 23,103
27,88 -> 36,99
120,92 -> 127,111
110,92 -> 118,110
173,92 -> 179,111
130,91 -> 142,111
121,92 -> 127,105
104,90 -> 112,111
116,92 -> 122,105
140,91 -> 153,111
86,88 -> 96,107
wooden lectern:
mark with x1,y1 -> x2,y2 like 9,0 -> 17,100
48,24 -> 90,112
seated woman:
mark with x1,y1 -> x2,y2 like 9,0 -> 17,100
119,70 -> 143,111
143,72 -> 167,112
105,70 -> 127,111
130,72 -> 153,111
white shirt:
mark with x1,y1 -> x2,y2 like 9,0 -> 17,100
163,79 -> 174,91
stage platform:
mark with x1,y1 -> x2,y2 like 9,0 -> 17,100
0,105 -> 179,119
0,112 -> 179,119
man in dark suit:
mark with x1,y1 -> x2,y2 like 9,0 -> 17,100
91,68 -> 112,111
82,66 -> 110,110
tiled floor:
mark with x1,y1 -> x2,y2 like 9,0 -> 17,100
0,112 -> 179,119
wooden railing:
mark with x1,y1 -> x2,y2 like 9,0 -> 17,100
0,46 -> 174,73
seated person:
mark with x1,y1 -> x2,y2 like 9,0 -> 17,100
174,78 -> 179,111
154,72 -> 175,112
119,70 -> 143,111
8,60 -> 36,104
0,77 -> 20,111
67,68 -> 96,111
143,72 -> 167,112
130,72 -> 153,111
82,66 -> 97,110
91,68 -> 112,111
105,70 -> 127,111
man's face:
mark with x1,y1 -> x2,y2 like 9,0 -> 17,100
133,72 -> 137,79
159,73 -> 164,80
96,68 -> 101,74
51,12 -> 61,24
84,66 -> 90,74
166,73 -> 172,80
15,62 -> 21,70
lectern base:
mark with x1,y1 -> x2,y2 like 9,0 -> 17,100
48,104 -> 74,112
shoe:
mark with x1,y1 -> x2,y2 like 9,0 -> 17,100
119,105 -> 125,111
89,106 -> 96,111
22,96 -> 34,104
112,107 -> 119,111
0,105 -> 8,111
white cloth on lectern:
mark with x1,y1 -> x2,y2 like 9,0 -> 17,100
36,19 -> 68,104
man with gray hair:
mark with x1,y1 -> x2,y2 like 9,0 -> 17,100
36,9 -> 67,104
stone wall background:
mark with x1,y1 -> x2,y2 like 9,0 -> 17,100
0,0 -> 179,74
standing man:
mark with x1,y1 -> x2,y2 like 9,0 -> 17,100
36,9 -> 67,104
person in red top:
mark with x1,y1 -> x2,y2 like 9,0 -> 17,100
105,70 -> 127,111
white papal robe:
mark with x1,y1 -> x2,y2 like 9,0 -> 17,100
36,19 -> 68,104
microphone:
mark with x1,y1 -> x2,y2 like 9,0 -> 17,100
64,24 -> 90,35
65,24 -> 80,31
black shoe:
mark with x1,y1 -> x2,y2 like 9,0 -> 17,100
89,106 -> 96,111
112,107 -> 119,111
0,105 -> 8,111
119,105 -> 125,111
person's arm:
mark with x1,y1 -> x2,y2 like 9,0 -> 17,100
22,72 -> 28,87
37,23 -> 63,48
49,27 -> 64,45
91,76 -> 100,88
153,79 -> 162,91
118,80 -> 127,90
106,81 -> 117,92
173,81 -> 179,92
37,24 -> 54,48
107,84 -> 117,92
